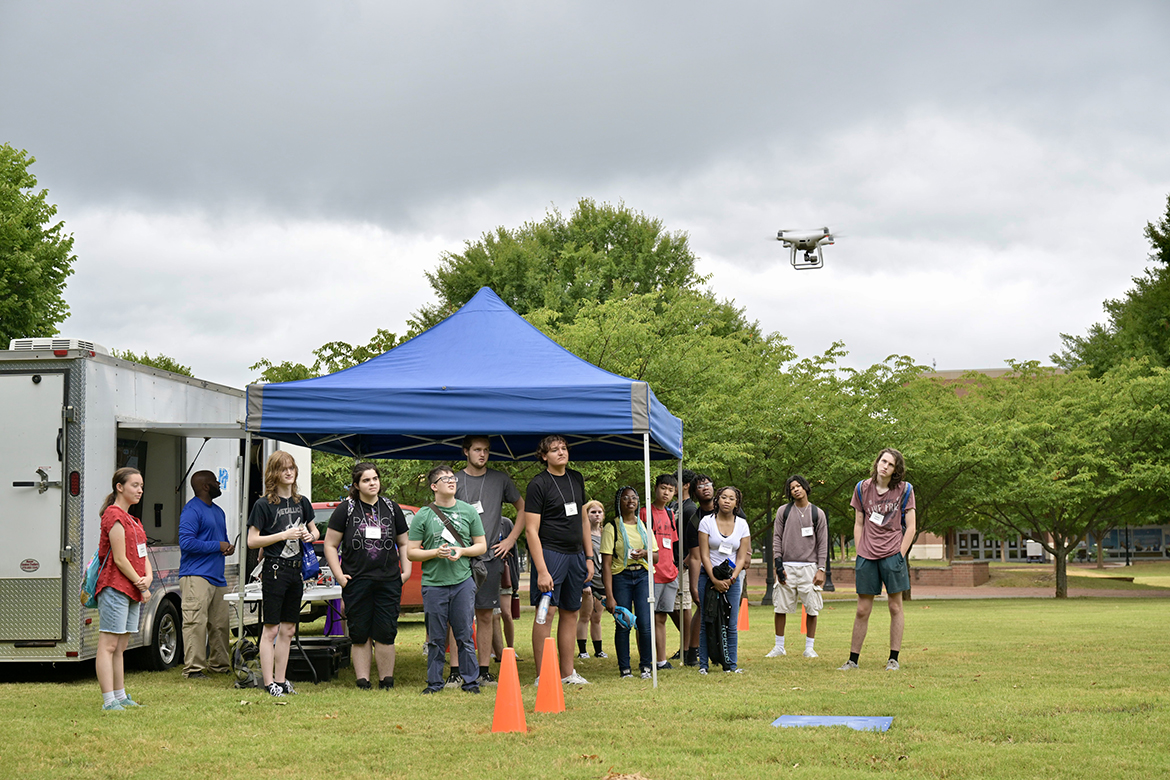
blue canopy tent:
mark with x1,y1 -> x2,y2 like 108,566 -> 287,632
242,287 -> 685,685
245,286 -> 683,462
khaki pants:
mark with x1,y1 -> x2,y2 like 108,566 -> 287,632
181,576 -> 230,676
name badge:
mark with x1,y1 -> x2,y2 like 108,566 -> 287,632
441,527 -> 459,546
718,541 -> 733,556
472,501 -> 484,514
564,501 -> 578,517
364,525 -> 380,539
662,537 -> 672,550
137,542 -> 147,558
801,525 -> 814,537
868,511 -> 885,526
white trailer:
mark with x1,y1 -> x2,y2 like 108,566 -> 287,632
0,339 -> 252,669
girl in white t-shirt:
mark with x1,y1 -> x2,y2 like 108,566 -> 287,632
697,486 -> 752,674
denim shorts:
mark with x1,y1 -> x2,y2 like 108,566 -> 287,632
97,587 -> 141,634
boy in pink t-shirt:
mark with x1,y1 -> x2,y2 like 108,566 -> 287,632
839,448 -> 916,673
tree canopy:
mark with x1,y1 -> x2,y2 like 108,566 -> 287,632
110,349 -> 193,377
0,144 -> 77,345
1054,194 -> 1170,376
410,198 -> 715,332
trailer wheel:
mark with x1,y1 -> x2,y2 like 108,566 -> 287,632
142,599 -> 183,671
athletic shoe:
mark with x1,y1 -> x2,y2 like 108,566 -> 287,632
378,677 -> 394,690
669,650 -> 681,660
594,651 -> 608,659
117,696 -> 143,707
101,701 -> 125,711
280,680 -> 296,695
420,683 -> 443,695
698,668 -> 708,675
185,671 -> 210,680
355,678 -> 372,690
886,659 -> 900,671
620,669 -> 633,679
463,684 -> 481,694
684,648 -> 699,667
641,669 -> 652,679
479,671 -> 498,687
577,652 -> 590,660
267,682 -> 286,697
444,671 -> 463,689
765,646 -> 786,658
561,670 -> 590,685
837,660 -> 859,671
657,661 -> 673,670
803,648 -> 818,658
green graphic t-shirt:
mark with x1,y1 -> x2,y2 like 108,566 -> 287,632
408,500 -> 485,587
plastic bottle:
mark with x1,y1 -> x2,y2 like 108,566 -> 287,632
535,592 -> 553,624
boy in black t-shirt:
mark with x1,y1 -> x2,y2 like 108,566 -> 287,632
524,435 -> 594,685
247,451 -> 318,698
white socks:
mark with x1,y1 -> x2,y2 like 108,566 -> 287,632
806,637 -> 815,652
775,635 -> 785,651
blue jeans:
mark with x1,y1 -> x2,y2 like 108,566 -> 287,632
422,578 -> 478,689
610,568 -> 652,672
697,569 -> 740,671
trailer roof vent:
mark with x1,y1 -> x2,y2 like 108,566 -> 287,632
8,338 -> 110,356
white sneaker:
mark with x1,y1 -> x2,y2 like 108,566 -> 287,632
765,646 -> 786,658
561,670 -> 590,685
576,652 -> 590,660
838,660 -> 859,671
803,648 -> 818,658
886,658 -> 900,671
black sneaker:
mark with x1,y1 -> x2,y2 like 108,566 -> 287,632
669,650 -> 681,661
280,680 -> 297,695
355,678 -> 372,690
463,683 -> 481,694
185,671 -> 210,680
684,648 -> 700,667
594,650 -> 608,659
657,661 -> 673,670
620,669 -> 633,679
444,671 -> 463,689
378,677 -> 394,690
266,682 -> 285,698
479,670 -> 498,687
421,683 -> 444,695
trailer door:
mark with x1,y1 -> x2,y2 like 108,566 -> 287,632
0,371 -> 67,641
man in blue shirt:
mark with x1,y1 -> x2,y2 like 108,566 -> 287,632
179,470 -> 234,679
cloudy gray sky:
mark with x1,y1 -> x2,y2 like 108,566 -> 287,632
3,1 -> 1169,387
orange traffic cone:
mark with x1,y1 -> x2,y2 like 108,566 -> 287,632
491,648 -> 527,733
534,636 -> 565,713
800,606 -> 807,634
737,597 -> 750,631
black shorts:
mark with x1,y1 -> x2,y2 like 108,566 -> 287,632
343,576 -> 403,645
529,548 -> 586,611
262,560 -> 304,625
474,556 -> 505,610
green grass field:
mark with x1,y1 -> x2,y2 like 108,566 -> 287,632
6,598 -> 1169,780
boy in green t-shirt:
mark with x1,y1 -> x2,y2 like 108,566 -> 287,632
408,464 -> 487,694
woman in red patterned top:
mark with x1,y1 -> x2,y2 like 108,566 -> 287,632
95,467 -> 153,711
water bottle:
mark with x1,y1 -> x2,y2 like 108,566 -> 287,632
535,592 -> 552,624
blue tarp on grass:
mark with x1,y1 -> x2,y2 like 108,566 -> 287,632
772,716 -> 893,732
246,287 -> 684,462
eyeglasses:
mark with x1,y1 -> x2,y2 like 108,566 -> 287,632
435,476 -> 458,484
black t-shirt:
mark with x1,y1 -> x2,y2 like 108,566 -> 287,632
682,498 -> 701,555
525,468 -> 587,554
247,495 -> 315,559
327,497 -> 409,581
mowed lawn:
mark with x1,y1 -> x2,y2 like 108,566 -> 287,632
5,598 -> 1168,780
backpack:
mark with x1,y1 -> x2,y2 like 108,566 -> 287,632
854,480 -> 914,533
79,548 -> 110,608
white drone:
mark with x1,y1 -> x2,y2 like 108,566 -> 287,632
776,227 -> 835,270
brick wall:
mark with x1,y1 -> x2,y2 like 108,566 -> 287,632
827,560 -> 989,587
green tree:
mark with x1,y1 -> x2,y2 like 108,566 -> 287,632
411,198 -> 712,331
0,144 -> 77,345
965,361 -> 1170,597
110,349 -> 193,377
250,328 -> 401,383
1054,194 -> 1170,376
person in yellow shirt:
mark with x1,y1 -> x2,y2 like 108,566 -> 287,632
600,486 -> 658,679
